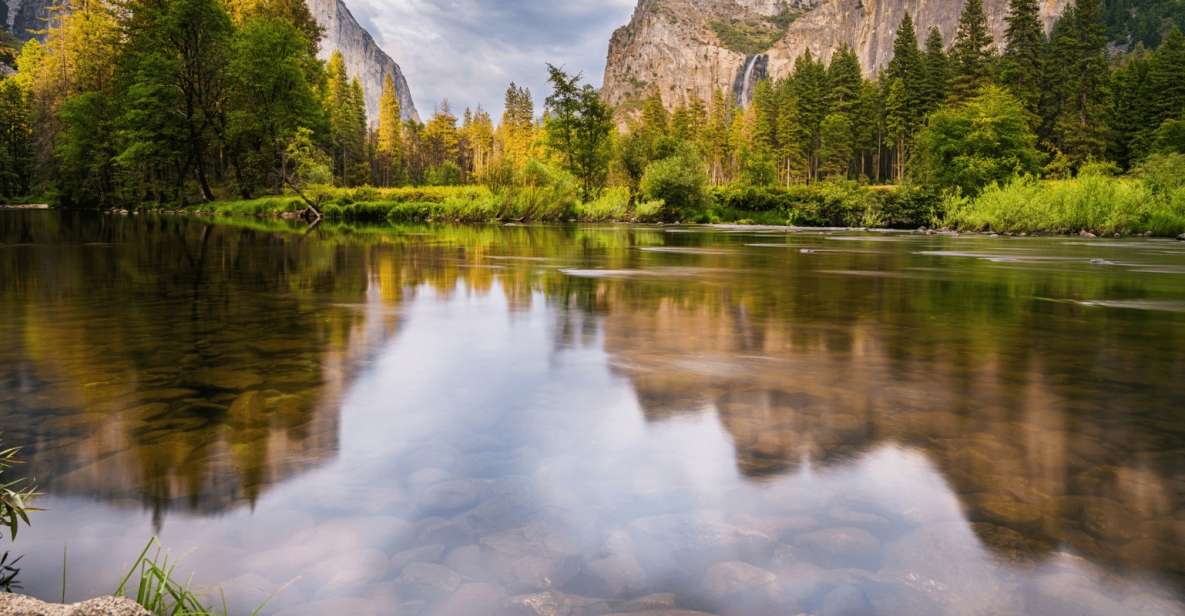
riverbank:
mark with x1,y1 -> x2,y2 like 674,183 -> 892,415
157,177 -> 1185,238
169,182 -> 937,229
15,165 -> 1185,238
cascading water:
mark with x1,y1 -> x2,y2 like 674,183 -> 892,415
732,54 -> 769,107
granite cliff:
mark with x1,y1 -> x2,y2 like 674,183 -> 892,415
603,0 -> 1071,112
307,0 -> 419,122
0,0 -> 418,122
2,0 -> 50,41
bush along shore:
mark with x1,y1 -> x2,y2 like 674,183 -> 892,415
152,158 -> 1185,238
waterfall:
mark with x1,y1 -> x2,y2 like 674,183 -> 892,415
741,56 -> 759,104
732,54 -> 769,107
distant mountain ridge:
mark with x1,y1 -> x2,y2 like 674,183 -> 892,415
603,0 -> 1073,113
0,0 -> 418,122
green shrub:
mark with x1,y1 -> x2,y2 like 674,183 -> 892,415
633,200 -> 666,223
385,201 -> 436,223
914,85 -> 1042,196
944,174 -> 1171,235
641,147 -> 709,221
1078,160 -> 1122,178
873,185 -> 943,229
707,182 -> 938,229
495,159 -> 579,221
1153,118 -> 1185,155
576,186 -> 631,222
1136,153 -> 1185,195
741,152 -> 777,187
426,162 -> 464,186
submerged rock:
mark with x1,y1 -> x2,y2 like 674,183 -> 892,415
416,479 -> 483,515
794,527 -> 881,569
477,523 -> 583,593
821,584 -> 874,616
702,560 -> 776,599
391,544 -> 448,573
506,590 -> 607,616
434,583 -> 510,616
396,562 -> 464,599
625,513 -> 776,575
580,553 -> 646,598
0,595 -> 149,616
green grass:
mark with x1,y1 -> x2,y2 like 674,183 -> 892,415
710,19 -> 783,55
193,184 -> 582,224
944,174 -> 1185,236
709,6 -> 803,55
1,443 -> 38,593
116,538 -> 287,616
177,169 -> 1185,236
708,182 -> 940,229
1,443 -> 37,543
183,182 -> 935,228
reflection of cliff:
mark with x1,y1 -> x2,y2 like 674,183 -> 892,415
0,214 -> 404,521
3,216 -> 1183,586
588,275 -> 1185,582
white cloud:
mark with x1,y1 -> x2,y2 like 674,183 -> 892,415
347,0 -> 636,120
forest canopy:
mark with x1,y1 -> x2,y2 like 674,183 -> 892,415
0,0 -> 1183,235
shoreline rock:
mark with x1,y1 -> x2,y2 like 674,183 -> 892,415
0,595 -> 149,616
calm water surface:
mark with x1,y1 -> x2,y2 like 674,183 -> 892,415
2,212 -> 1185,615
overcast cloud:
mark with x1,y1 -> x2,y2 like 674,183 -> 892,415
347,0 -> 637,120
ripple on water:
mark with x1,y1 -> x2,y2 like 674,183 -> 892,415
1062,299 -> 1185,312
916,250 -> 1081,263
560,267 -> 737,279
816,270 -> 933,280
638,247 -> 739,256
825,236 -> 911,242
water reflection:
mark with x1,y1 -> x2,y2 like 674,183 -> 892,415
2,212 -> 1184,615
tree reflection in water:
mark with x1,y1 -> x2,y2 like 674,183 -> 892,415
1,212 -> 1183,614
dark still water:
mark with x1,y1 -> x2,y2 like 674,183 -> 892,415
2,211 -> 1185,615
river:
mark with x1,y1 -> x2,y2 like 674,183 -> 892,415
2,211 -> 1184,615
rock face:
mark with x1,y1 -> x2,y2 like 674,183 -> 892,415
307,0 -> 419,123
2,0 -> 52,41
603,0 -> 1071,113
0,0 -> 418,123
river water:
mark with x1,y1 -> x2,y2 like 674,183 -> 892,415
2,211 -> 1184,615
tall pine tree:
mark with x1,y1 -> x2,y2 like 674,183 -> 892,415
887,14 -> 924,178
950,0 -> 996,101
1000,0 -> 1046,119
791,50 -> 828,181
376,74 -> 402,186
1055,0 -> 1109,165
920,27 -> 949,117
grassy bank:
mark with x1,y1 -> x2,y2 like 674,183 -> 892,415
182,182 -> 940,229
942,156 -> 1185,237
190,185 -> 664,225
945,175 -> 1185,236
172,164 -> 1185,237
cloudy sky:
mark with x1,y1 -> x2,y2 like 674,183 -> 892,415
347,0 -> 637,120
